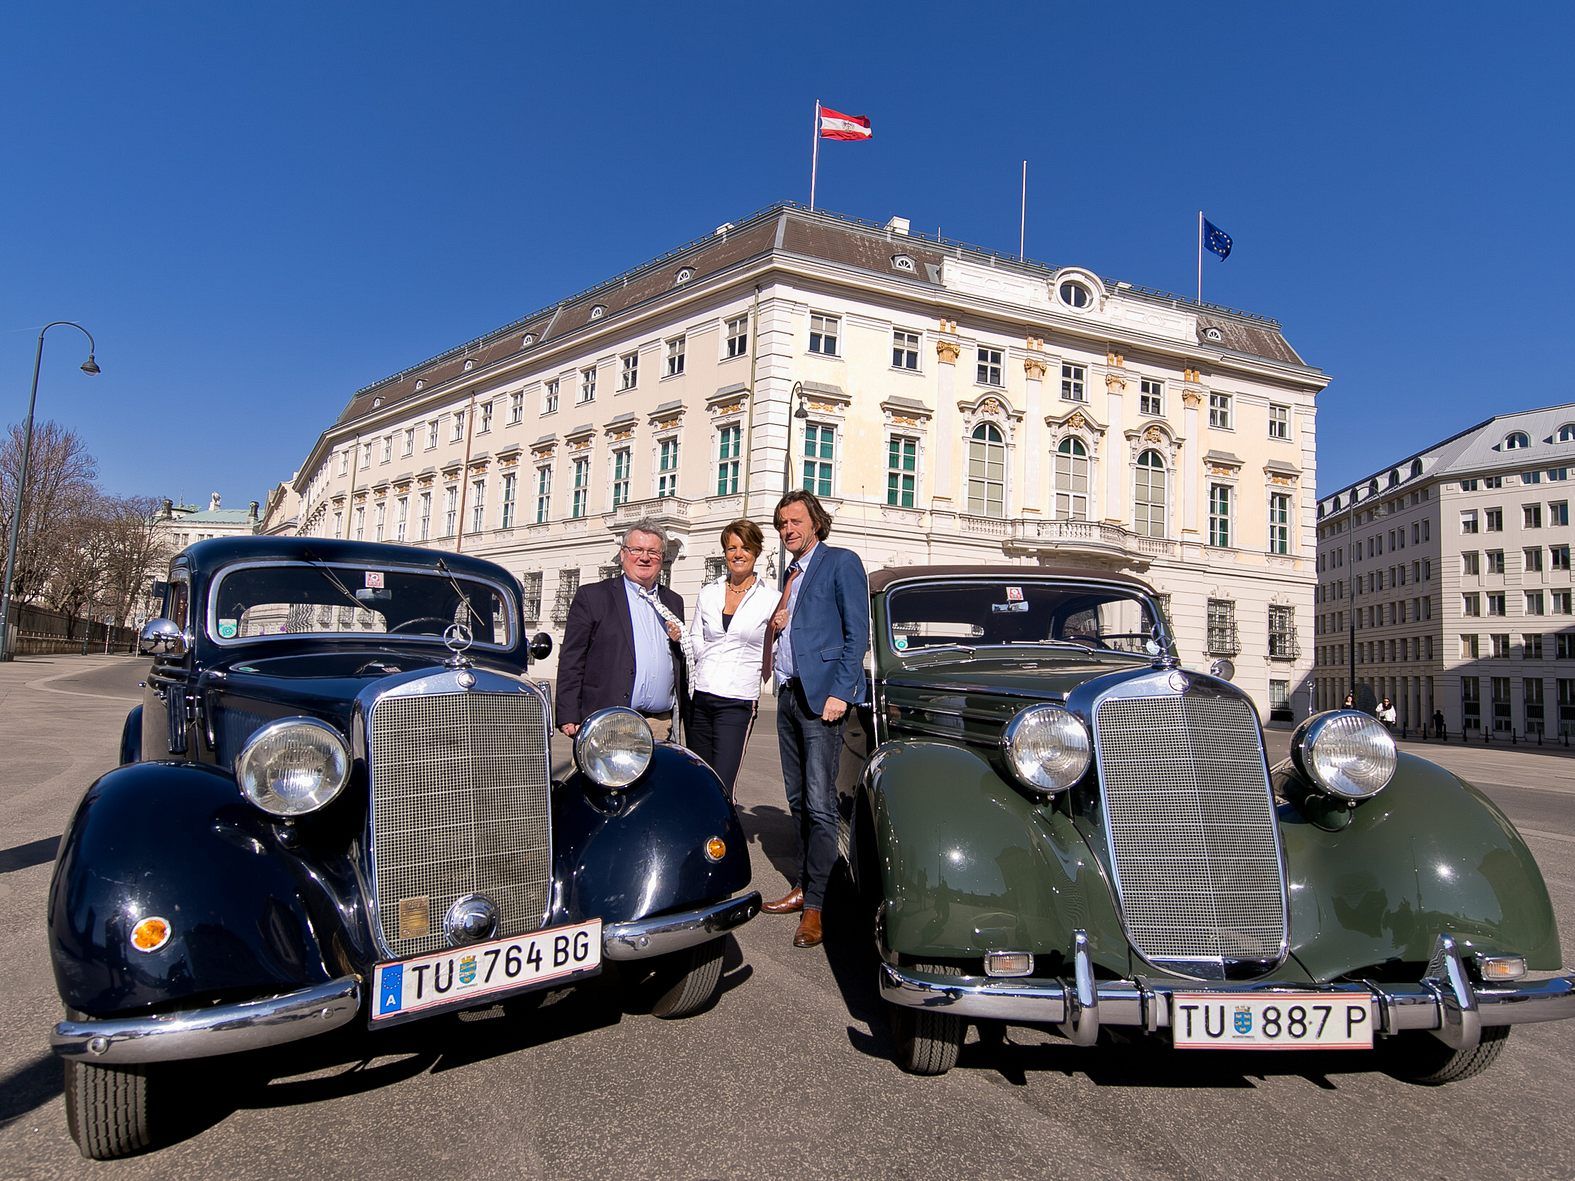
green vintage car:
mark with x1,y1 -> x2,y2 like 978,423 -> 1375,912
837,566 -> 1574,1079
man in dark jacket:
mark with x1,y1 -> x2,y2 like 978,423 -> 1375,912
556,518 -> 685,741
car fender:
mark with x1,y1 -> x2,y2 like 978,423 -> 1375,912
48,761 -> 367,1017
118,705 -> 142,765
550,745 -> 751,926
1279,751 -> 1562,977
861,740 -> 1128,971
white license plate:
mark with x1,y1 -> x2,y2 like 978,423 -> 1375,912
371,919 -> 602,1022
1172,993 -> 1374,1050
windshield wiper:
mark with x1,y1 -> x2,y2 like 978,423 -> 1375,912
434,558 -> 485,632
301,550 -> 373,616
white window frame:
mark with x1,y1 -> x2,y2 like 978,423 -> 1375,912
977,346 -> 1003,387
725,315 -> 749,359
665,336 -> 686,378
892,329 -> 920,372
1139,378 -> 1164,417
808,313 -> 840,357
887,434 -> 918,507
1208,392 -> 1233,430
620,351 -> 639,391
1268,403 -> 1290,440
716,423 -> 741,496
1061,363 -> 1086,402
802,421 -> 837,498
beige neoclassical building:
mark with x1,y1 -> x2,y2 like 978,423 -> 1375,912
269,204 -> 1328,718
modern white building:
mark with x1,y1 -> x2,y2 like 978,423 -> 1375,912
268,204 -> 1328,718
1314,403 -> 1575,736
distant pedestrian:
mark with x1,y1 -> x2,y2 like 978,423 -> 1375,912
1343,693 -> 1355,709
1433,709 -> 1447,742
1378,697 -> 1397,731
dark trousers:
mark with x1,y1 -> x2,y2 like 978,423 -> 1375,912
776,679 -> 843,911
687,690 -> 755,797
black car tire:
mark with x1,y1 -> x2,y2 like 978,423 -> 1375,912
889,962 -> 966,1075
637,938 -> 726,1019
63,1057 -> 154,1160
1377,1025 -> 1510,1085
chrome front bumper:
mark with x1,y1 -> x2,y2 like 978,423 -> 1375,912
602,891 -> 762,961
52,977 -> 361,1066
880,932 -> 1575,1052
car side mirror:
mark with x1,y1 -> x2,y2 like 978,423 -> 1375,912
1208,657 -> 1235,682
139,617 -> 188,659
529,631 -> 554,661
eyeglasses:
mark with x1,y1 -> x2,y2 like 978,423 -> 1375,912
622,546 -> 663,559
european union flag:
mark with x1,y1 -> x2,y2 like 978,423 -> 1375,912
1204,218 -> 1233,261
379,964 -> 404,1014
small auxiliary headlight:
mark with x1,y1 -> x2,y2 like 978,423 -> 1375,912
575,708 -> 654,789
236,717 -> 351,816
704,837 -> 727,862
130,916 -> 171,953
1290,710 -> 1397,800
1002,704 -> 1091,794
1478,955 -> 1528,982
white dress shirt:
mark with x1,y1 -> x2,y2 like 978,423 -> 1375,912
683,575 -> 773,702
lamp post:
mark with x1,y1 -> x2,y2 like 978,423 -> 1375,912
1346,486 -> 1359,706
784,382 -> 809,494
0,321 -> 100,662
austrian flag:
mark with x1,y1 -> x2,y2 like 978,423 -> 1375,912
819,106 -> 872,141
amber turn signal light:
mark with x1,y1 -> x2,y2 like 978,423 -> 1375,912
130,916 -> 172,953
704,837 -> 727,862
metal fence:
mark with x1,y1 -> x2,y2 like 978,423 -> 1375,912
0,603 -> 138,657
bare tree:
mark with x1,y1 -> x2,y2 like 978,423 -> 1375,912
98,495 -> 174,625
0,420 -> 98,610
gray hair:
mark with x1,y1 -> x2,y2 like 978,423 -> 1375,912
620,518 -> 668,551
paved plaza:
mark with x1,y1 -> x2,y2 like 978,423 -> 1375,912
2,654 -> 1573,1179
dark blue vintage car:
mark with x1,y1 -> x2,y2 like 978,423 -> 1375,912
47,536 -> 759,1159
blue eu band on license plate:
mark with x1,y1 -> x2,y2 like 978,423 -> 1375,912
1172,992 -> 1375,1050
371,918 -> 602,1022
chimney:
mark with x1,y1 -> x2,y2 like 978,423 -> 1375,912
161,498 -> 173,518
248,500 -> 260,521
885,216 -> 910,236
209,492 -> 222,512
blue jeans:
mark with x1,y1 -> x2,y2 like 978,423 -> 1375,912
776,679 -> 843,910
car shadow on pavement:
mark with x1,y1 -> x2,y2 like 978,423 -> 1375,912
737,802 -> 801,886
0,1053 -> 62,1130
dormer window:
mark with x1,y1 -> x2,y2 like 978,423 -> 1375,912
1505,431 -> 1530,450
464,359 -> 475,371
675,267 -> 693,285
1204,326 -> 1224,342
892,254 -> 916,273
590,305 -> 606,320
372,397 -> 382,408
414,379 -> 425,391
1058,280 -> 1091,309
521,333 -> 536,347
1559,424 -> 1575,443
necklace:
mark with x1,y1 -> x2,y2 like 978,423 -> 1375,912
725,576 -> 756,597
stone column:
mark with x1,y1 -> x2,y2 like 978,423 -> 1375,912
1181,385 -> 1203,538
1022,339 -> 1047,515
932,321 -> 961,507
1103,355 -> 1127,524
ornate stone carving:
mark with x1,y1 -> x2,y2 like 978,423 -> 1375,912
1207,462 -> 1238,478
980,397 -> 1005,417
1105,372 -> 1127,393
1105,349 -> 1124,367
1182,390 -> 1204,407
935,339 -> 961,364
1268,472 -> 1297,487
1143,426 -> 1163,443
710,400 -> 745,417
1023,357 -> 1047,380
1066,411 -> 1088,432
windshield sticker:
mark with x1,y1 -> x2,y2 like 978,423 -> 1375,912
217,618 -> 239,639
1005,586 -> 1024,602
893,635 -> 908,651
365,571 -> 385,589
991,602 -> 1029,613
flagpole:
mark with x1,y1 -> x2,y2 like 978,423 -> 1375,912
1196,210 -> 1203,305
810,100 -> 821,212
1019,160 -> 1027,261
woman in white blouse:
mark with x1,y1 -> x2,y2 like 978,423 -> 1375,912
682,519 -> 773,797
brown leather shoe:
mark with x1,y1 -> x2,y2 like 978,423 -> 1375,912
793,908 -> 823,948
761,887 -> 804,914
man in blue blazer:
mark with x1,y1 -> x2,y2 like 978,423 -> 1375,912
760,489 -> 870,947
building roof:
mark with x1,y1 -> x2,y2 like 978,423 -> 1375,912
331,202 -> 1312,431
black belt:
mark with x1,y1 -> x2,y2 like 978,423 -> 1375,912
639,709 -> 673,720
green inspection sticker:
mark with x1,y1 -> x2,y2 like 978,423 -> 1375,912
217,619 -> 238,639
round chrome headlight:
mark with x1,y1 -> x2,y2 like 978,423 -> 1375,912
1002,704 -> 1092,794
1291,710 -> 1397,800
575,707 -> 654,789
235,717 -> 351,816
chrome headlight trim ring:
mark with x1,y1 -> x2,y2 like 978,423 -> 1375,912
574,707 -> 655,789
235,716 -> 352,816
1001,703 -> 1092,795
1290,709 -> 1397,800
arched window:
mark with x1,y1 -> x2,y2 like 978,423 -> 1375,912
1411,459 -> 1423,478
1558,424 -> 1575,443
1505,431 -> 1529,450
1055,437 -> 1090,520
967,423 -> 1005,517
1134,449 -> 1167,538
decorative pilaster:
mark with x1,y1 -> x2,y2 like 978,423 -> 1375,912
933,319 -> 961,505
1104,363 -> 1126,525
1181,388 -> 1203,537
1022,337 -> 1047,514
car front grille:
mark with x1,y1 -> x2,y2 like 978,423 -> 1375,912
369,689 -> 551,959
1093,692 -> 1286,978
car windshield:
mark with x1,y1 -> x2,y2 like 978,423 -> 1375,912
885,579 -> 1164,655
209,560 -> 515,647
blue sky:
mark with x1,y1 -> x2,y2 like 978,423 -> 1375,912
3,2 -> 1570,506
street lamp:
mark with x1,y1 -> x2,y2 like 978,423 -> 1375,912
1346,485 -> 1359,706
784,381 -> 809,494
0,321 -> 100,662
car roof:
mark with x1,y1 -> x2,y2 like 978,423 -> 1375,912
868,564 -> 1157,596
172,536 -> 517,585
